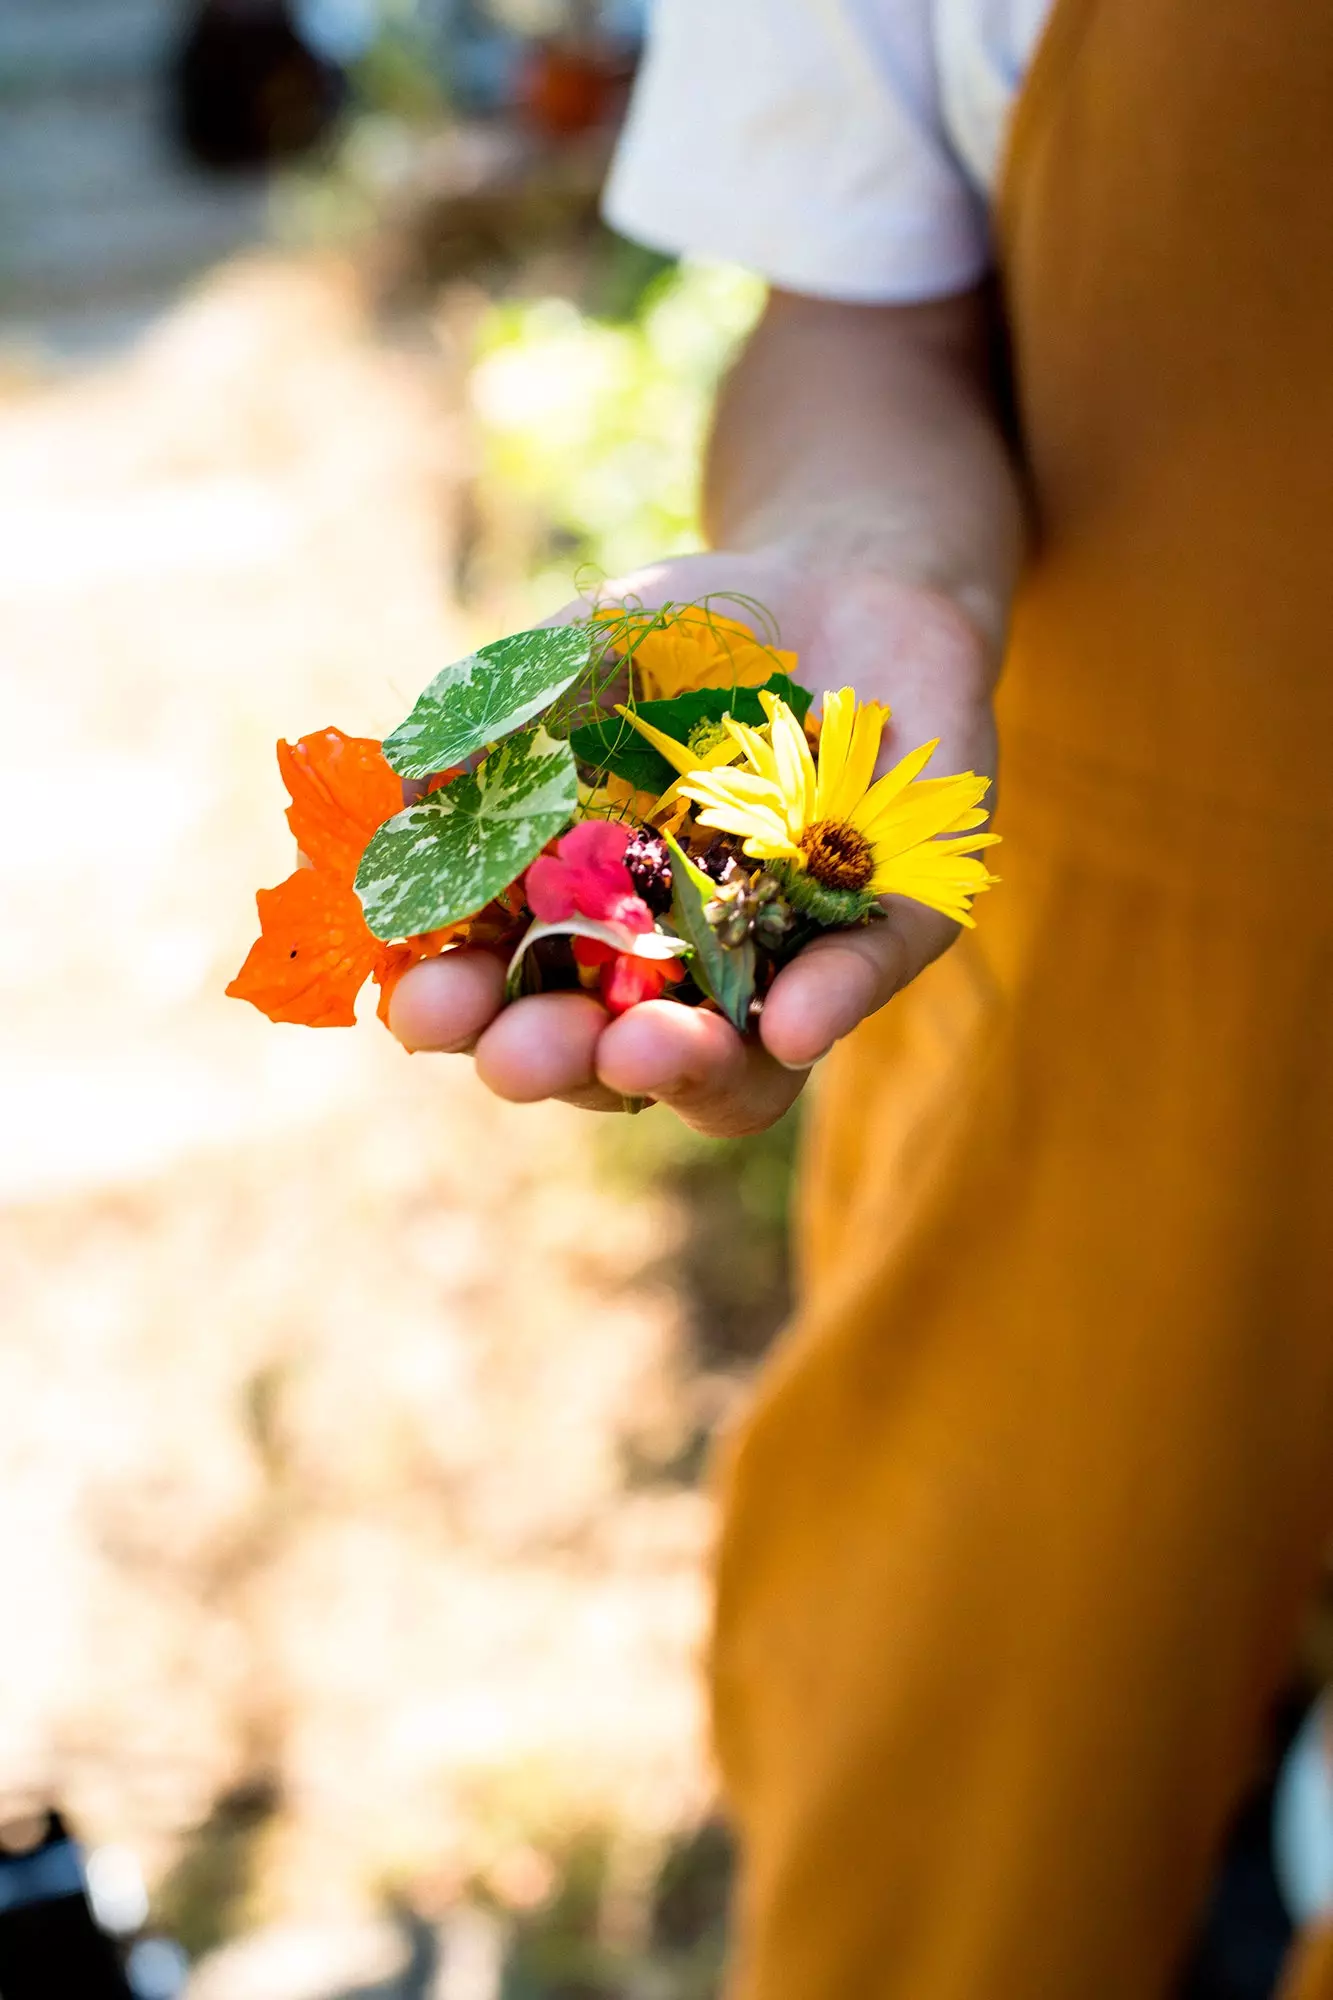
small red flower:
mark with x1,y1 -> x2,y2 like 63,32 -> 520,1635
570,937 -> 686,1016
525,820 -> 653,934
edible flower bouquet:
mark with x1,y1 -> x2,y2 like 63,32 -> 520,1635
228,601 -> 999,1036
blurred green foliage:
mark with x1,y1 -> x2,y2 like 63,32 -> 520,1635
152,1779 -> 279,1959
497,1819 -> 733,2000
468,259 -> 766,614
599,1104 -> 800,1371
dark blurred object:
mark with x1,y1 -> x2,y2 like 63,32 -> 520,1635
169,0 -> 348,172
495,1817 -> 733,1997
362,0 -> 642,303
151,1774 -> 281,1960
367,120 -> 612,307
0,1808 -> 134,1998
658,1117 -> 798,1370
649,1817 -> 734,1970
1176,1688 -> 1307,2000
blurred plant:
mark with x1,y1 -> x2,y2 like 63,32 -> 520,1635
599,1102 -> 800,1373
492,1816 -> 733,2000
464,260 -> 766,616
349,3 -> 448,120
150,1778 -> 280,1960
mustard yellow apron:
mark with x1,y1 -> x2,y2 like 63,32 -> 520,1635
710,3 -> 1333,1993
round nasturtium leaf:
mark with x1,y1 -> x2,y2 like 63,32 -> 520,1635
355,727 -> 577,941
381,626 -> 599,778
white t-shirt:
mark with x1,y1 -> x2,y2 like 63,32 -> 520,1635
605,0 -> 1054,304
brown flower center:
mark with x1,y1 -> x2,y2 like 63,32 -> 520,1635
799,818 -> 875,891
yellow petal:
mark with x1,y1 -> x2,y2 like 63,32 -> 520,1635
940,804 -> 992,833
692,803 -> 796,856
681,767 -> 785,810
849,739 -> 941,834
650,795 -> 693,835
602,605 -> 798,700
739,832 -> 801,863
861,773 -> 993,854
613,705 -> 746,788
824,694 -> 889,823
871,840 -> 1001,923
813,688 -> 855,820
579,772 -> 662,821
724,715 -> 779,784
759,691 -> 816,838
612,704 -> 697,776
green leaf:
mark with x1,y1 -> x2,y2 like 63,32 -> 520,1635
567,713 -> 677,794
355,727 -> 577,941
382,626 -> 598,778
570,674 -> 813,792
664,832 -> 756,1034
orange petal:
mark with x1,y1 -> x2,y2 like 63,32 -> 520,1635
462,883 -> 531,951
423,765 -> 466,796
227,869 -> 378,1027
277,728 -> 404,885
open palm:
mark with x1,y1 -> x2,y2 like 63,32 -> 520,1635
388,552 -> 998,1136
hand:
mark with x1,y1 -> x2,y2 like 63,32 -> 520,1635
387,552 -> 998,1136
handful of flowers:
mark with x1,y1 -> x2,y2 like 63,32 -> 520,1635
228,602 -> 999,1035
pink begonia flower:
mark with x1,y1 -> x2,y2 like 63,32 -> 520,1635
525,820 -> 653,934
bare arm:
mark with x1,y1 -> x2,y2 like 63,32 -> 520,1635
706,287 -> 1021,652
389,286 -> 1025,1135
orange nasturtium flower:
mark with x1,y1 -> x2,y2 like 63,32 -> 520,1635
595,604 -> 798,701
227,728 -> 463,1029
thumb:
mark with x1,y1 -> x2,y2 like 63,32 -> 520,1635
758,901 -> 958,1069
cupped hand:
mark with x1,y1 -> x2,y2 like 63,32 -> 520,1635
387,552 -> 998,1136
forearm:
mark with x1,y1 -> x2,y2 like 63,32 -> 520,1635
703,287 -> 1025,665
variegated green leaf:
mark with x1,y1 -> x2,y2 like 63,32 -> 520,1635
382,626 -> 598,778
355,727 -> 577,941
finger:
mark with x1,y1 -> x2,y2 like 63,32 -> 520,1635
759,900 -> 957,1069
473,991 -> 609,1103
388,949 -> 507,1053
596,1000 -> 805,1137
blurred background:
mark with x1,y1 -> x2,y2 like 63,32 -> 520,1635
0,3 -> 788,1993
4,6 -> 1333,1997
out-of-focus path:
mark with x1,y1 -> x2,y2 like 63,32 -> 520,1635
0,257 -> 710,1951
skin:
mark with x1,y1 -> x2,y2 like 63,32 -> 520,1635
389,286 -> 1026,1135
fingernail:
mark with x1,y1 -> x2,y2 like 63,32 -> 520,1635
774,1047 -> 829,1073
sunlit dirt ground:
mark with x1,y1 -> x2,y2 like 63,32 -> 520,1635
0,258 -> 713,1965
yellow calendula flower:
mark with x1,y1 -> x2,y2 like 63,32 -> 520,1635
612,702 -> 746,812
578,771 -> 661,822
597,605 -> 796,701
679,687 -> 1000,927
